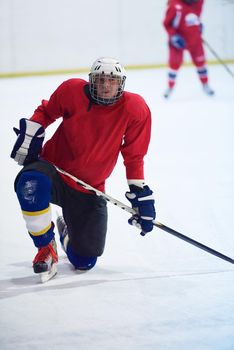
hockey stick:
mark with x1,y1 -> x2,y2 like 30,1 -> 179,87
203,38 -> 234,79
55,166 -> 234,265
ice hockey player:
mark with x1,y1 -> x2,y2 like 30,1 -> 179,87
10,57 -> 156,282
163,0 -> 214,98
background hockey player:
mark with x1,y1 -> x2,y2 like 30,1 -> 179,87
163,0 -> 214,98
10,57 -> 156,281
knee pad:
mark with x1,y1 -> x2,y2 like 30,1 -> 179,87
16,170 -> 54,247
66,245 -> 97,270
16,170 -> 52,211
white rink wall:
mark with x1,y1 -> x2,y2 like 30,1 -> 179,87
0,0 -> 234,75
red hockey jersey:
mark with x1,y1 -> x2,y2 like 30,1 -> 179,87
30,79 -> 151,192
163,0 -> 204,47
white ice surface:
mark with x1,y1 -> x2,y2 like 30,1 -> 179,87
0,65 -> 234,350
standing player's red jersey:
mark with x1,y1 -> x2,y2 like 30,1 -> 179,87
30,78 -> 151,192
163,0 -> 204,48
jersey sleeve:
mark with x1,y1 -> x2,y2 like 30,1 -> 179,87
163,2 -> 178,36
121,96 -> 151,181
30,80 -> 72,128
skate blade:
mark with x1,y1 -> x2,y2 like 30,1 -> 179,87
39,263 -> 57,283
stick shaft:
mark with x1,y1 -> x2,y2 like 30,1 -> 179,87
154,222 -> 234,264
55,166 -> 233,264
203,38 -> 234,79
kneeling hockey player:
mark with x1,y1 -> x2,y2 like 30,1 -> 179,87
10,57 -> 156,282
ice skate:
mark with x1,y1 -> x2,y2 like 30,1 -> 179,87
163,87 -> 173,99
56,215 -> 69,251
33,238 -> 58,283
202,84 -> 215,96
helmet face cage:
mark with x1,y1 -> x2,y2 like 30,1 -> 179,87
89,57 -> 126,105
182,0 -> 198,4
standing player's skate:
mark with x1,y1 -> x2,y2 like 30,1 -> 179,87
163,87 -> 173,99
202,84 -> 215,96
33,238 -> 58,283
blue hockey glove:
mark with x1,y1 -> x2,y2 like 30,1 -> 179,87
10,118 -> 45,165
170,34 -> 186,49
125,185 -> 156,236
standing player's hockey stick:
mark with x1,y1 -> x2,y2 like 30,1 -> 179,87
203,38 -> 234,79
55,166 -> 234,265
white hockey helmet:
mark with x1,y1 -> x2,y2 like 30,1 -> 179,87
89,57 -> 126,105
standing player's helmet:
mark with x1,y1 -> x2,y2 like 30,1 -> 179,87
89,57 -> 126,105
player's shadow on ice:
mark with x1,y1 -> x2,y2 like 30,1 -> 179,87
1,259 -> 233,300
